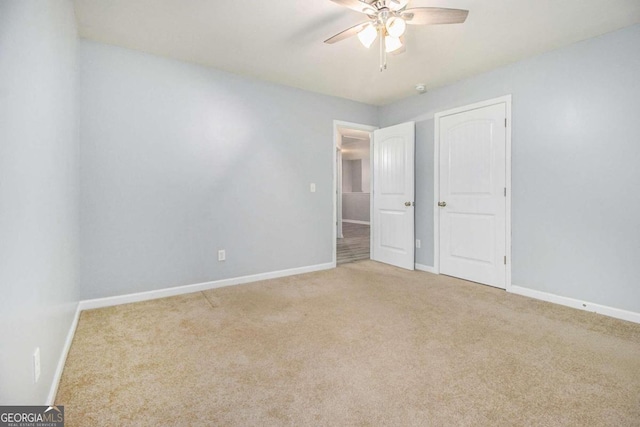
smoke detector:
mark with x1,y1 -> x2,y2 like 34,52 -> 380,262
415,84 -> 427,94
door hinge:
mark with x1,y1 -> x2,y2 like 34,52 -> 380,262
504,187 -> 506,197
504,118 -> 507,127
504,256 -> 507,265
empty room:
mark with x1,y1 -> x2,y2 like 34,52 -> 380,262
1,0 -> 640,425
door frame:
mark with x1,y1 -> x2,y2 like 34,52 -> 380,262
332,120 -> 377,267
336,146 -> 343,239
433,95 -> 512,290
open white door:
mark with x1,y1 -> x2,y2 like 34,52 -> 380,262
372,122 -> 415,270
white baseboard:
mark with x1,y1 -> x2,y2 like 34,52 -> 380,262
415,263 -> 436,274
410,268 -> 639,324
47,302 -> 81,405
342,220 -> 370,225
79,262 -> 335,311
509,285 -> 640,324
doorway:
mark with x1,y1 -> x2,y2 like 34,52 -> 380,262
332,120 -> 416,269
434,95 -> 512,289
336,125 -> 373,264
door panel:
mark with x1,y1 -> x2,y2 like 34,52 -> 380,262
379,210 -> 406,251
379,137 -> 406,194
439,104 -> 506,288
372,122 -> 415,270
449,213 -> 494,263
449,121 -> 493,194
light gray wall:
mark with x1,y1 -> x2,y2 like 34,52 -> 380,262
342,160 -> 354,193
0,0 -> 79,404
342,138 -> 371,193
79,41 -> 377,299
342,193 -> 370,223
379,24 -> 640,313
341,138 -> 371,222
342,160 -> 362,193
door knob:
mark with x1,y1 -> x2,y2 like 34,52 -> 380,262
438,201 -> 447,207
404,201 -> 412,207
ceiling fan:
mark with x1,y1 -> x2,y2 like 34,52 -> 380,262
324,0 -> 469,71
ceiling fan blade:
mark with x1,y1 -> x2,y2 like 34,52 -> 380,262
324,21 -> 370,44
389,0 -> 409,12
330,0 -> 377,15
402,7 -> 469,25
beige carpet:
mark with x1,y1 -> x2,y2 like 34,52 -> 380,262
56,261 -> 640,426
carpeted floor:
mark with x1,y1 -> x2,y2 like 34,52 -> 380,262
56,261 -> 640,426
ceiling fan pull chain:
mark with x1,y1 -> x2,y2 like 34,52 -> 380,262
379,29 -> 387,72
383,30 -> 388,71
379,29 -> 383,71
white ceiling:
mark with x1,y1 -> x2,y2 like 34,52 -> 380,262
73,0 -> 640,106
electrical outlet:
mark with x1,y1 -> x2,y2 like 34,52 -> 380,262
416,239 -> 421,249
33,347 -> 41,383
310,183 -> 316,193
218,249 -> 226,261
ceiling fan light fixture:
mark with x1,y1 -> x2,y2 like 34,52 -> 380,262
325,1 -> 469,72
385,16 -> 406,38
357,23 -> 378,48
385,35 -> 403,53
